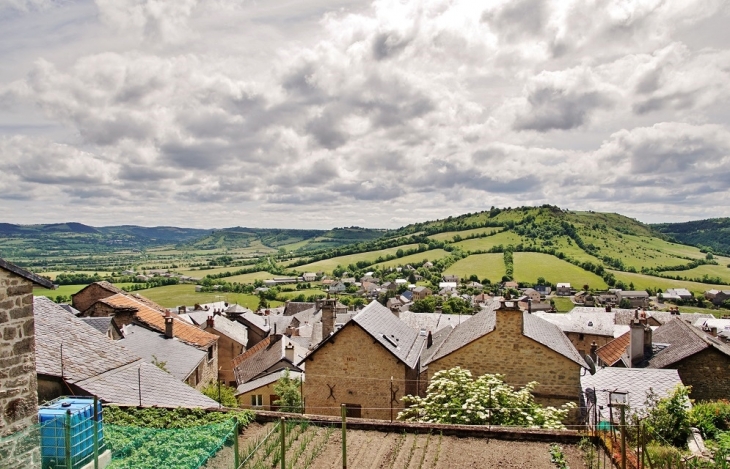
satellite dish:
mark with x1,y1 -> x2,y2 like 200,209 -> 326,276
584,355 -> 597,375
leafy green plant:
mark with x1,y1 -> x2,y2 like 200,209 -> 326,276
201,381 -> 239,407
398,367 -> 575,428
691,400 -> 730,440
104,405 -> 253,429
549,444 -> 569,469
273,369 -> 304,413
642,385 -> 692,448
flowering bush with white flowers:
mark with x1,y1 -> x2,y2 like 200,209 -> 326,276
397,367 -> 574,429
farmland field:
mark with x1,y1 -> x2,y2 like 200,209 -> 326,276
235,422 -> 589,469
444,253 -> 506,283
224,271 -> 277,284
513,252 -> 607,289
453,231 -> 524,252
291,244 -> 419,274
608,270 -> 727,296
371,249 -> 449,269
662,263 -> 730,284
429,227 -> 503,242
128,284 -> 281,309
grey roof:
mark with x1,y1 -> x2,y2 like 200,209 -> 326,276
59,304 -> 81,316
209,315 -> 249,345
398,311 -> 471,334
581,368 -> 683,422
523,313 -> 588,368
226,304 -> 253,314
421,324 -> 458,365
425,302 -> 587,368
35,297 -> 138,382
119,324 -> 206,381
33,297 -> 216,408
534,311 -> 616,337
648,311 -> 715,325
235,370 -> 304,396
351,301 -> 426,369
620,291 -> 649,297
183,310 -> 211,326
0,257 -> 54,288
78,317 -> 113,335
75,360 -> 218,408
648,318 -> 730,369
239,311 -> 271,333
284,302 -> 316,316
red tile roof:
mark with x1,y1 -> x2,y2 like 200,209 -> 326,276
595,332 -> 630,366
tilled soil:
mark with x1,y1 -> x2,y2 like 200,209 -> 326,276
210,423 -> 600,469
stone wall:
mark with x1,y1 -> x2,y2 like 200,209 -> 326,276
203,326 -> 244,387
426,309 -> 583,407
303,323 -> 412,421
237,381 -> 280,410
0,269 -> 38,437
673,348 -> 730,401
566,332 -> 613,358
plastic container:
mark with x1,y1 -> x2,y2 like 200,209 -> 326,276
39,397 -> 103,469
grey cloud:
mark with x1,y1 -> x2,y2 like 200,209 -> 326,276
515,86 -> 611,132
482,0 -> 546,43
372,30 -> 412,60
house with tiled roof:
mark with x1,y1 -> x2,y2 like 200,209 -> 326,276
535,310 -> 621,357
232,334 -> 305,409
79,292 -> 219,389
301,301 -> 426,420
201,314 -> 249,386
71,280 -> 127,313
595,332 -> 631,367
34,297 -> 217,408
423,300 -> 588,415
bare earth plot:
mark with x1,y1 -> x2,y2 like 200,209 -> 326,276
235,423 -> 590,469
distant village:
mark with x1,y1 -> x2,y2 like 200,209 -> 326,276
3,253 -> 730,436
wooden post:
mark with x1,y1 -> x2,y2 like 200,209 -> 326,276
341,404 -> 347,469
65,410 -> 72,469
390,377 -> 393,423
280,417 -> 286,469
233,417 -> 239,469
93,396 -> 99,469
620,405 -> 627,469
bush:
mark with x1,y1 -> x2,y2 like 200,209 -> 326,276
202,382 -> 239,408
642,385 -> 692,448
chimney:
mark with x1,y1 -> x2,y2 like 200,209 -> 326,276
265,309 -> 270,316
605,305 -> 611,312
284,342 -> 295,362
206,316 -> 214,328
590,341 -> 598,361
165,315 -> 174,339
629,319 -> 647,367
427,331 -> 433,348
527,298 -> 532,314
644,324 -> 653,359
178,305 -> 186,314
321,296 -> 336,338
710,327 -> 718,337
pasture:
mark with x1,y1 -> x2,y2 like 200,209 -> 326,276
512,252 -> 607,288
291,244 -> 419,274
444,253 -> 506,283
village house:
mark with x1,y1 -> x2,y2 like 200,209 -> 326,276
521,288 -> 541,303
535,310 -> 620,357
328,281 -> 346,294
198,314 -> 249,386
556,283 -> 572,296
705,289 -> 730,306
412,286 -> 432,301
0,257 -> 54,459
34,297 -> 217,407
235,369 -> 304,412
301,301 -> 426,420
422,300 -> 588,414
302,272 -> 317,282
616,290 -> 650,308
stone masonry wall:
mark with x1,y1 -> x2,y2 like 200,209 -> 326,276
303,324 -> 411,421
203,327 -> 244,387
70,283 -> 115,314
0,269 -> 38,437
566,332 -> 613,358
427,309 -> 582,408
673,348 -> 730,401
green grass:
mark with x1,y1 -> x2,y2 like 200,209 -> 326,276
552,297 -> 574,313
371,249 -> 449,269
453,231 -> 525,252
276,288 -> 327,299
35,283 -> 137,299
444,254 -> 506,283
513,252 -> 608,288
672,305 -> 728,318
128,284 -> 282,309
608,270 -> 727,295
661,263 -> 730,284
291,244 -> 419,274
38,270 -> 112,280
175,266 -> 253,277
428,227 -> 503,242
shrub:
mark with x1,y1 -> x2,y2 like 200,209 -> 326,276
690,401 -> 730,440
642,385 -> 692,448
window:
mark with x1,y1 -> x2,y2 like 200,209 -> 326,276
344,404 -> 362,418
251,395 -> 263,407
208,345 -> 214,362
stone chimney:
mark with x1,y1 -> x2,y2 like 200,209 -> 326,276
164,312 -> 174,339
321,295 -> 337,338
427,331 -> 433,348
284,341 -> 295,362
629,319 -> 650,367
206,316 -> 214,328
496,299 -> 523,336
710,327 -> 718,337
178,305 -> 186,314
605,305 -> 611,312
527,298 -> 532,314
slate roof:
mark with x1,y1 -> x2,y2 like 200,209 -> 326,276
425,302 -> 587,368
78,317 -> 113,335
102,293 -> 218,349
208,315 -> 249,345
232,335 -> 301,384
581,368 -> 683,422
398,311 -> 471,334
119,324 -> 206,381
284,302 -> 316,316
33,297 -> 216,408
0,257 -> 54,288
235,370 -> 304,396
595,332 -> 630,366
59,304 -> 81,316
351,301 -> 426,369
648,318 -> 730,369
238,311 -> 271,333
534,311 -> 616,337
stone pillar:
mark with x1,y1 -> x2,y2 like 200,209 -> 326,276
0,269 -> 40,467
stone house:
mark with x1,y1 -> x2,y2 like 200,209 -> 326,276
34,297 -> 217,408
71,280 -> 128,313
422,300 -> 588,412
79,292 -> 219,389
616,290 -> 650,308
235,370 -> 304,411
412,286 -> 432,301
556,283 -> 572,296
705,290 -> 730,306
534,310 -> 618,357
442,274 -> 459,283
521,288 -> 541,303
0,258 -> 53,463
301,301 -> 426,420
302,273 -> 317,282
201,315 -> 249,386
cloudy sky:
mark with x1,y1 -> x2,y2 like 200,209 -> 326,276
1,0 -> 729,229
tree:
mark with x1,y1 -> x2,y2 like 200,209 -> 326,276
641,384 -> 691,448
619,298 -> 632,309
257,292 -> 269,310
408,271 -> 417,283
273,369 -> 303,413
411,296 -> 437,313
398,367 -> 574,429
202,382 -> 239,407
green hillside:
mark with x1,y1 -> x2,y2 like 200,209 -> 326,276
653,218 -> 730,256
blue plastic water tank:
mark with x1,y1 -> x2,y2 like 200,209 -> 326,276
39,397 -> 103,469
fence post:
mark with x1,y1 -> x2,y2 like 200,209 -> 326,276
65,410 -> 72,469
280,417 -> 286,469
620,405 -> 627,469
93,396 -> 99,469
341,404 -> 347,469
233,417 -> 239,469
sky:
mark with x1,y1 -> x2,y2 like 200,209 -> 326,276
1,0 -> 729,229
